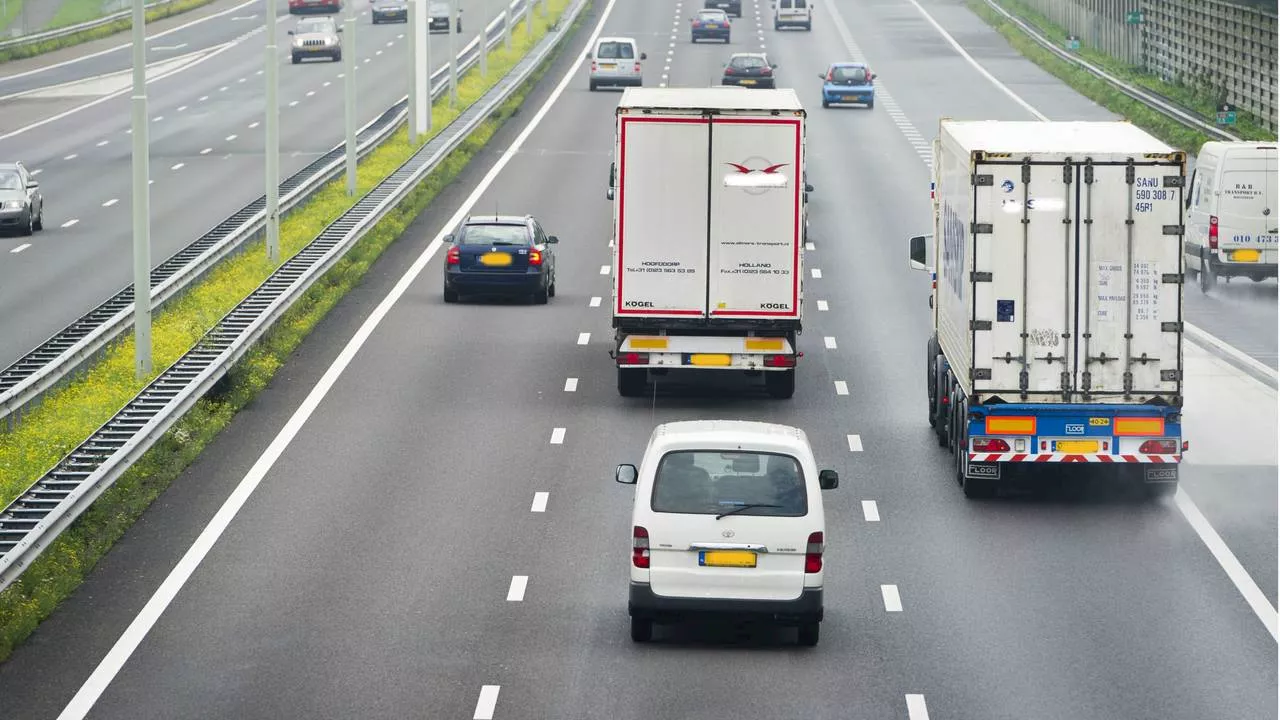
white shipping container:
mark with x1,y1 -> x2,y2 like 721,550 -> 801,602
933,120 -> 1186,404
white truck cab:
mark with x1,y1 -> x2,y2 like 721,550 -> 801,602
1184,141 -> 1277,291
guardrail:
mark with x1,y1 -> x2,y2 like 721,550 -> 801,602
0,0 -> 185,52
0,0 -> 584,593
981,0 -> 1243,143
0,0 -> 526,426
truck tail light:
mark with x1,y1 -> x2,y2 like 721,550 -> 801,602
617,352 -> 649,365
1208,215 -> 1219,250
763,354 -> 795,368
528,249 -> 543,266
971,437 -> 1009,452
1139,439 -> 1178,454
804,531 -> 823,573
446,246 -> 460,265
632,526 -> 650,568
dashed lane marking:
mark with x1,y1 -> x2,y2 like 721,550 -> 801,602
10,243 -> 30,254
306,90 -> 315,97
815,300 -> 828,311
198,95 -> 209,101
550,427 -> 566,444
96,140 -> 108,147
847,434 -> 862,452
881,584 -> 903,612
63,153 -> 77,160
599,264 -> 610,274
810,268 -> 821,279
226,134 -> 237,141
61,219 -> 78,228
171,163 -> 184,170
506,575 -> 529,601
805,241 -> 815,251
200,148 -> 212,155
834,380 -> 848,395
249,121 -> 260,128
577,332 -> 590,345
824,336 -> 837,349
906,695 -> 930,720
589,296 -> 602,307
177,105 -> 187,111
102,198 -> 118,207
862,500 -> 880,522
153,115 -> 164,122
531,492 -> 549,512
473,686 -> 500,720
289,100 -> 299,107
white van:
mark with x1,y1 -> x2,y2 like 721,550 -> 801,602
772,0 -> 812,31
587,36 -> 645,91
615,420 -> 839,646
1185,141 -> 1277,291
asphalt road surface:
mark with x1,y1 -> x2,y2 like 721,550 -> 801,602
0,0 -> 1274,718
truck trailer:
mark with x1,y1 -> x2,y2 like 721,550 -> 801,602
909,120 -> 1188,498
609,87 -> 809,398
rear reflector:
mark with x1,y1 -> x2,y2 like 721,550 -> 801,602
1115,417 -> 1165,436
985,416 -> 1035,435
629,337 -> 668,350
633,526 -> 650,569
762,354 -> 796,368
804,531 -> 823,573
617,352 -> 649,365
1139,439 -> 1178,454
745,337 -> 785,351
971,437 -> 1009,453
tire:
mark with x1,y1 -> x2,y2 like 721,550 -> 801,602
630,617 -> 653,642
618,367 -> 646,397
822,99 -> 830,108
443,286 -> 459,303
19,211 -> 33,237
333,51 -> 341,62
797,621 -> 819,647
32,208 -> 43,231
372,16 -> 380,23
867,99 -> 874,109
456,20 -> 462,32
547,280 -> 556,298
725,34 -> 730,43
589,79 -> 598,91
1198,251 -> 1216,293
291,54 -> 301,64
926,336 -> 941,427
533,285 -> 549,304
934,360 -> 950,448
773,21 -> 780,30
803,21 -> 811,30
765,369 -> 795,399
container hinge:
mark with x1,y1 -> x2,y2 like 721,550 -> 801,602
972,173 -> 993,186
1162,224 -> 1185,236
971,320 -> 992,331
1019,369 -> 1029,391
1083,161 -> 1094,184
1060,161 -> 1071,184
1081,370 -> 1092,390
1089,353 -> 1117,364
1161,369 -> 1181,382
1163,175 -> 1185,188
971,222 -> 993,234
1125,160 -> 1135,184
970,271 -> 993,282
1123,370 -> 1134,392
972,368 -> 992,380
1161,321 -> 1183,332
1022,160 -> 1032,183
1134,352 -> 1153,365
1162,273 -> 1182,284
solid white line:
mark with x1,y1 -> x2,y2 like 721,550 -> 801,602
531,492 -> 549,513
906,695 -> 930,720
599,264 -> 610,274
881,584 -> 903,612
506,575 -> 529,601
564,377 -> 578,392
55,1 -> 625,712
834,380 -> 848,395
862,500 -> 880,522
96,140 -> 108,147
171,163 -> 184,170
102,198 -> 119,207
60,219 -> 79,228
577,332 -> 590,345
816,299 -> 828,311
823,336 -> 837,349
473,686 -> 500,720
589,296 -> 602,307
550,428 -> 566,444
810,268 -> 821,278
847,434 -> 862,452
1184,323 -> 1278,382
10,243 -> 31,254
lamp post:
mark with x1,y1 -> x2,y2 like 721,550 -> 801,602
409,0 -> 429,143
265,0 -> 280,263
344,11 -> 356,194
131,0 -> 152,378
478,0 -> 487,78
448,0 -> 458,106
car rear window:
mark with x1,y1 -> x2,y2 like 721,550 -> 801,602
698,10 -> 725,19
651,451 -> 807,517
458,224 -> 529,246
596,41 -> 635,59
730,55 -> 766,69
832,66 -> 868,82
1219,165 -> 1276,217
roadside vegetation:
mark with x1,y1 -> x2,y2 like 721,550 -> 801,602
969,0 -> 1276,150
0,0 -> 577,662
0,0 -> 218,63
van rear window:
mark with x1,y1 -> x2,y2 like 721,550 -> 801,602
651,451 -> 807,516
596,41 -> 634,59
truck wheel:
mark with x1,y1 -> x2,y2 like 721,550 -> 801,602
765,369 -> 795,399
618,368 -> 646,397
926,336 -> 941,427
1198,251 -> 1216,293
934,360 -> 950,448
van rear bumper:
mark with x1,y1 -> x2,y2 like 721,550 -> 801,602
628,581 -> 823,624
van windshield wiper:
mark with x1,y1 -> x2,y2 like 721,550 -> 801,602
715,503 -> 781,520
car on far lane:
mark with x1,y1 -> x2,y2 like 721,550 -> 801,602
722,53 -> 777,88
428,2 -> 462,32
289,17 -> 342,63
371,0 -> 407,23
0,162 -> 43,237
818,62 -> 875,108
691,9 -> 731,43
443,215 -> 559,304
288,0 -> 341,15
705,0 -> 741,18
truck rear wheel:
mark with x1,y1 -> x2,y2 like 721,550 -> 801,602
618,368 -> 646,397
765,369 -> 795,399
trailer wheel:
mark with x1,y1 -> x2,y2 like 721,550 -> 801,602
926,336 -> 941,427
618,368 -> 646,397
934,359 -> 950,448
765,369 -> 796,399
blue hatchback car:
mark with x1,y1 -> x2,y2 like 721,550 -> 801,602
819,62 -> 875,109
443,215 -> 559,304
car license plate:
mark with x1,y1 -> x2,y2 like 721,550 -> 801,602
701,550 -> 756,568
1231,249 -> 1261,262
739,78 -> 756,85
842,95 -> 854,101
705,22 -> 718,26
479,252 -> 512,267
1055,440 -> 1099,453
690,353 -> 732,366
598,62 -> 616,69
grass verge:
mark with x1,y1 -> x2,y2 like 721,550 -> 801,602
968,0 -> 1276,149
0,0 -> 218,64
0,0 -> 578,662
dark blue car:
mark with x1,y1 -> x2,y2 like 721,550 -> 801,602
443,215 -> 559,304
819,62 -> 875,109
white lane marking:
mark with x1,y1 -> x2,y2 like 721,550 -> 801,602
363,57 -> 371,63
376,50 -> 383,56
862,500 -> 880,522
306,90 -> 315,97
96,140 -> 108,147
550,427 -> 566,444
906,695 -> 930,720
249,121 -> 260,129
805,241 -> 815,251
473,686 -> 500,720
199,95 -> 209,102
238,77 -> 246,83
10,243 -> 31,254
226,134 -> 237,141
506,575 -> 529,601
323,81 -> 331,87
589,296 -> 601,307
171,163 -> 184,170
29,169 -> 41,176
289,100 -> 299,107
847,434 -> 862,452
219,85 -> 228,92
386,40 -> 394,47
881,584 -> 903,612
1185,324 -> 1278,383
61,219 -> 79,228
63,153 -> 77,160
564,377 -> 578,392
577,332 -> 590,345
102,198 -> 118,207
834,380 -> 849,395
397,32 -> 405,38
200,148 -> 212,155
816,300 -> 828,311
531,492 -> 549,513
177,105 -> 187,111
337,72 -> 345,78
153,115 -> 164,122
810,268 -> 821,278
256,70 -> 263,75
824,336 -> 837,349
599,264 -> 610,274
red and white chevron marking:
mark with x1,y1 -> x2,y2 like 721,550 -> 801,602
968,453 -> 1181,464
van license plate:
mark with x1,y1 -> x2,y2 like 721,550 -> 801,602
1231,249 -> 1261,262
701,550 -> 757,568
689,353 -> 732,366
598,62 -> 616,69
1055,440 -> 1098,453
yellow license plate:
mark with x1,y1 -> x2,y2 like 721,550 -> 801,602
1056,440 -> 1099,453
598,62 -> 616,68
1231,249 -> 1261,262
479,252 -> 512,267
701,550 -> 757,568
739,79 -> 756,85
689,353 -> 732,366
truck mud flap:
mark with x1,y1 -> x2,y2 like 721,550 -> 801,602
966,463 -> 1000,481
1143,466 -> 1179,483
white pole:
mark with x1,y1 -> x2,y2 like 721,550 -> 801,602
131,0 -> 152,379
540,0 -> 546,18
410,0 -> 429,141
503,1 -> 511,50
524,0 -> 531,40
423,2 -> 432,133
344,14 -> 356,194
448,0 -> 457,106
265,0 -> 280,263
477,0 -> 486,78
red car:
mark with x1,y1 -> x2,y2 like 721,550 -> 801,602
289,0 -> 341,15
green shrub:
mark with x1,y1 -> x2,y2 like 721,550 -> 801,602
0,0 -> 219,64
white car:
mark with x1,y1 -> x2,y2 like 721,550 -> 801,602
616,420 -> 839,646
587,36 -> 645,91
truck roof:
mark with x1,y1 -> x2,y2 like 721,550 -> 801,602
942,120 -> 1175,155
618,87 -> 804,112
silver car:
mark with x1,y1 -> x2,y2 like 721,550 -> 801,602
289,16 -> 342,63
428,2 -> 461,32
588,37 -> 645,91
0,162 -> 43,237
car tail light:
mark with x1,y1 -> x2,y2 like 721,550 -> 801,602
590,61 -> 597,72
1139,439 -> 1178,454
634,63 -> 642,72
446,246 -> 460,265
724,67 -> 734,74
632,526 -> 650,569
529,249 -> 543,266
761,66 -> 772,75
1208,215 -> 1218,250
865,68 -> 873,84
617,352 -> 649,365
825,69 -> 834,81
804,531 -> 823,573
762,354 -> 795,368
971,437 -> 1009,452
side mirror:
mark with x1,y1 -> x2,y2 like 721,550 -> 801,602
909,233 -> 930,271
606,188 -> 615,200
337,27 -> 344,32
27,181 -> 39,189
546,235 -> 559,244
616,464 -> 638,484
287,29 -> 295,34
770,64 -> 778,69
443,233 -> 453,243
640,52 -> 648,60
817,73 -> 826,80
805,183 -> 814,193
871,73 -> 877,79
818,469 -> 839,490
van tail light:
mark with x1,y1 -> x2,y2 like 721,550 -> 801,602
632,526 -> 650,569
804,531 -> 824,573
528,249 -> 543,266
591,61 -> 597,72
446,246 -> 460,265
1208,215 -> 1218,250
763,354 -> 795,368
634,63 -> 642,72
971,437 -> 1009,453
617,352 -> 649,365
1139,439 -> 1178,454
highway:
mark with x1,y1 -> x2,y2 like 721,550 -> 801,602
0,0 -> 1275,717
0,0 -> 486,367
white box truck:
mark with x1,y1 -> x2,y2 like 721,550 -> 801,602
908,120 -> 1188,499
609,87 -> 809,398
